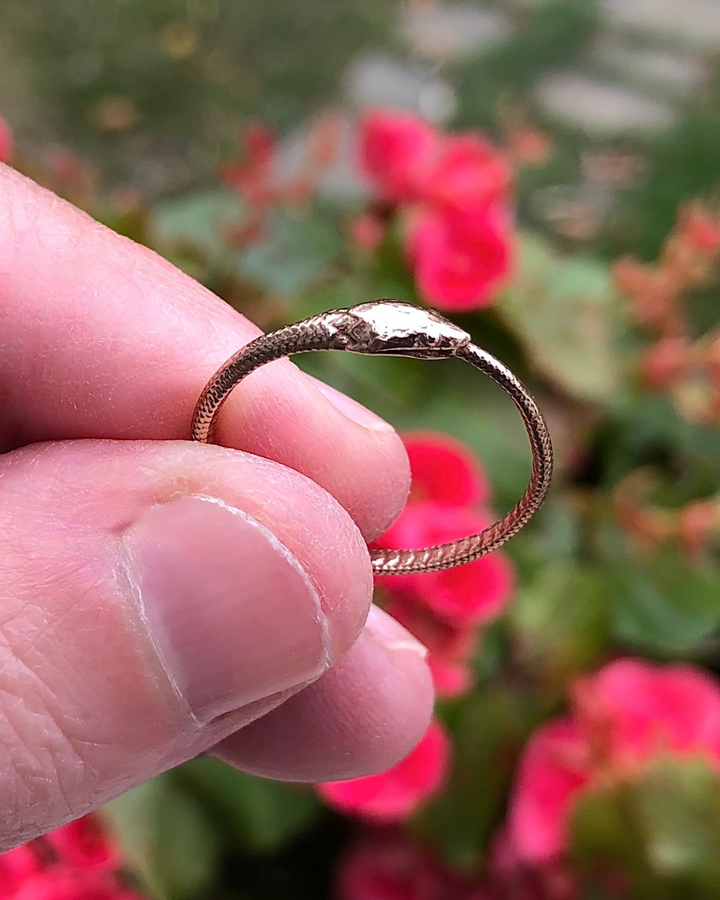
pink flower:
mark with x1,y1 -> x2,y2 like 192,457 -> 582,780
0,115 -> 13,163
403,431 -> 489,507
639,337 -> 690,390
350,213 -> 385,252
577,658 -> 720,767
426,655 -> 474,699
678,203 -> 720,257
408,206 -> 513,311
507,659 -> 720,866
359,110 -> 437,204
221,123 -> 277,209
357,110 -> 514,311
485,828 -> 579,900
336,831 -> 486,900
45,817 -> 120,873
373,431 -> 514,697
317,719 -> 451,823
385,595 -> 478,699
1,816 -> 139,900
376,503 -> 514,626
13,870 -> 139,900
0,846 -> 43,895
508,719 -> 592,864
425,135 -> 511,213
243,123 -> 276,167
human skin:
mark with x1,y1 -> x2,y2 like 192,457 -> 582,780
0,164 -> 434,850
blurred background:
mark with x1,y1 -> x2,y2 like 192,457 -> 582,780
4,2 -> 720,899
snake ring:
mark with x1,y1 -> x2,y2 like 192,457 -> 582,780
191,300 -> 553,575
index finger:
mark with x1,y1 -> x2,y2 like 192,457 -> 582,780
0,165 -> 410,539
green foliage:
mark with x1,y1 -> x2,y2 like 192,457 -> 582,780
571,760 -> 720,898
105,762 -> 324,898
105,776 -> 220,900
511,564 -> 611,687
417,688 -> 531,872
2,0 -> 393,187
602,545 -> 720,656
152,188 -> 345,301
178,758 -> 323,855
499,234 -> 623,403
10,3 -> 720,896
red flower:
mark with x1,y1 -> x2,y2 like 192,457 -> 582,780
359,110 -> 437,204
639,337 -> 690,390
576,658 -> 720,767
12,870 -> 139,900
507,659 -> 720,865
426,655 -> 474,699
336,831 -> 486,900
358,110 -> 514,311
385,595 -> 478,699
0,115 -> 13,163
678,203 -> 720,257
45,817 -> 120,873
350,213 -> 385,253
1,815 -> 139,900
374,431 -> 514,697
221,123 -> 277,209
0,846 -> 43,895
508,718 -> 592,864
403,431 -> 489,507
317,719 -> 451,823
243,123 -> 276,167
485,828 -> 579,900
408,206 -> 513,311
425,135 -> 511,213
376,503 -> 514,626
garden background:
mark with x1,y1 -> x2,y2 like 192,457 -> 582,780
4,1 -> 720,898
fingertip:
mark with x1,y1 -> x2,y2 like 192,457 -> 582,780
212,607 -> 435,782
216,367 -> 411,542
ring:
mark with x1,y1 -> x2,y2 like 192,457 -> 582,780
191,300 -> 553,574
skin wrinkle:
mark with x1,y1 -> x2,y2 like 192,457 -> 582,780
0,166 -> 434,838
0,439 -> 385,795
0,580 -> 117,763
0,167 -> 411,541
0,654 -> 81,841
0,485 -> 190,837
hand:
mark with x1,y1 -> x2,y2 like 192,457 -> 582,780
0,164 -> 433,850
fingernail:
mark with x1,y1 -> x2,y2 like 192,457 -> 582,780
365,605 -> 428,658
309,376 -> 395,432
121,495 -> 330,723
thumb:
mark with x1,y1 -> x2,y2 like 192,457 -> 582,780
0,439 -> 372,849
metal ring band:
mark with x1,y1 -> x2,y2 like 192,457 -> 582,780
191,300 -> 553,574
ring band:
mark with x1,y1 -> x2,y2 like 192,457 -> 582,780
191,300 -> 553,574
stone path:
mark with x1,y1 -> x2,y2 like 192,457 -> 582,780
534,74 -> 676,138
341,0 -> 720,138
279,0 -> 720,200
602,0 -> 720,50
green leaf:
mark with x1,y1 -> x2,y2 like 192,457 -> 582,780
181,757 -> 323,855
510,564 -> 610,690
635,759 -> 720,888
104,775 -> 219,900
604,546 -> 720,655
571,780 -> 655,893
235,210 -> 343,295
498,234 -> 621,403
415,690 -> 530,872
152,189 -> 243,263
571,759 -> 720,896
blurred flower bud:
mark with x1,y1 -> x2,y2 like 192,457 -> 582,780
318,720 -> 451,823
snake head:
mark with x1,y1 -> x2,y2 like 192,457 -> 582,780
339,300 -> 471,359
